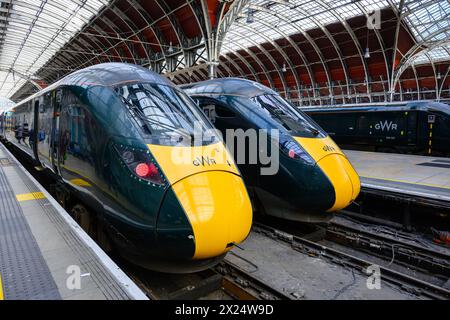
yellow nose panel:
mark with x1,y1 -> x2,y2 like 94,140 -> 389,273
294,135 -> 360,211
148,142 -> 239,185
318,154 -> 361,212
171,171 -> 252,259
293,135 -> 344,162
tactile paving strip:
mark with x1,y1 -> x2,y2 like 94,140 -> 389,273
1,143 -> 133,300
0,165 -> 61,300
12,166 -> 132,300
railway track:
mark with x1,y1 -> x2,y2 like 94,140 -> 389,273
124,259 -> 293,300
7,142 -> 450,300
253,222 -> 450,300
328,217 -> 450,281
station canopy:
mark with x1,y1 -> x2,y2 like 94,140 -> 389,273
0,0 -> 448,104
223,0 -> 450,62
0,0 -> 108,98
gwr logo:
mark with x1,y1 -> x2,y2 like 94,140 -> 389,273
193,155 -> 217,166
323,145 -> 336,152
375,120 -> 397,131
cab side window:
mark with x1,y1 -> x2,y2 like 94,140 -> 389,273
201,104 -> 216,123
215,105 -> 236,118
195,99 -> 236,124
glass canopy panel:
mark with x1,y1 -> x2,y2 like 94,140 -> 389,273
221,0 -> 393,55
0,0 -> 108,98
0,96 -> 16,112
222,0 -> 449,69
413,44 -> 450,65
402,0 -> 450,42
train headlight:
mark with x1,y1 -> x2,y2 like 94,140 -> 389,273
279,134 -> 314,165
114,144 -> 165,185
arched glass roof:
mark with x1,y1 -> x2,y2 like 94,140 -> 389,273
404,0 -> 449,42
0,0 -> 108,98
0,0 -> 448,103
221,0 -> 390,54
222,0 -> 450,60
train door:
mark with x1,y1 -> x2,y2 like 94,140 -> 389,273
405,111 -> 417,146
356,113 -> 370,144
32,99 -> 40,160
433,111 -> 450,155
0,113 -> 3,137
51,89 -> 63,172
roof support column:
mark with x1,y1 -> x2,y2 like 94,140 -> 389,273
200,0 -> 249,79
389,0 -> 405,101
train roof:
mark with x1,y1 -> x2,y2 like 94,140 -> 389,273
299,101 -> 450,115
7,63 -> 173,112
60,62 -> 174,88
181,78 -> 278,98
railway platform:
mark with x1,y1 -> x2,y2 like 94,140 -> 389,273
345,150 -> 450,203
0,143 -> 147,300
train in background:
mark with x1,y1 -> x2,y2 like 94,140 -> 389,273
0,63 -> 252,273
301,101 -> 450,157
183,78 -> 360,223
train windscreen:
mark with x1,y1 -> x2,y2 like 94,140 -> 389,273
115,83 -> 218,146
251,94 -> 326,138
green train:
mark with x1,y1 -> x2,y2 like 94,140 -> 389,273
0,63 -> 252,273
301,102 -> 450,156
182,78 -> 361,223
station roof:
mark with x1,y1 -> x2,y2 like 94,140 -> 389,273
0,0 -> 109,98
0,0 -> 448,105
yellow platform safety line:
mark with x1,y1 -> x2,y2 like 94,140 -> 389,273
70,178 -> 92,187
361,175 -> 450,191
0,273 -> 4,300
15,192 -> 46,202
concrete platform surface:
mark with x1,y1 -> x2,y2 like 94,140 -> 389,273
344,150 -> 450,202
0,143 -> 147,300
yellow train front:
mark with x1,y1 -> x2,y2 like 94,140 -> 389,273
183,78 -> 360,223
0,63 -> 252,273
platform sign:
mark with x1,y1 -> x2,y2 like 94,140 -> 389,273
428,115 -> 435,124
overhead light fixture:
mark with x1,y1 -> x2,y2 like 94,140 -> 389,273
246,9 -> 254,24
168,42 -> 174,53
364,47 -> 370,59
281,63 -> 287,72
437,71 -> 441,80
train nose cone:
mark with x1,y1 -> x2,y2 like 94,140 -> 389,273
169,171 -> 252,260
317,154 -> 360,212
294,135 -> 360,212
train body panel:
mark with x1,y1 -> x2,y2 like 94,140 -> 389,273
302,102 -> 450,156
183,78 -> 361,222
1,63 -> 252,273
294,136 -> 360,212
